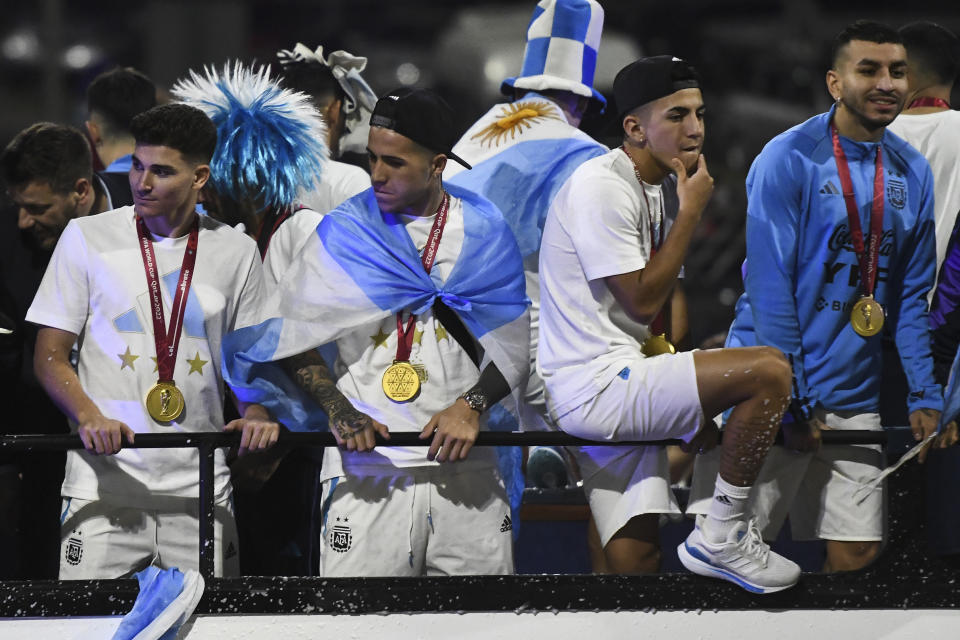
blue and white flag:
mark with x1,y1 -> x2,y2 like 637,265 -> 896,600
445,94 -> 607,258
112,567 -> 204,640
223,183 -> 530,430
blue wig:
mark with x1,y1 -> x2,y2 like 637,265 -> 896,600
173,62 -> 328,210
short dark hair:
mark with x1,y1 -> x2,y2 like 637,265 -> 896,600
831,20 -> 903,68
0,122 -> 93,194
86,66 -> 157,137
900,21 -> 960,87
279,62 -> 345,107
131,104 -> 217,164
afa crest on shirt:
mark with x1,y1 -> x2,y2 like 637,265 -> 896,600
65,533 -> 83,566
330,516 -> 352,553
887,179 -> 907,210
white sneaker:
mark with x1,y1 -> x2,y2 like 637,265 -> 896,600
677,515 -> 800,594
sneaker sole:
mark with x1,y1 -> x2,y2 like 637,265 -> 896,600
677,541 -> 798,594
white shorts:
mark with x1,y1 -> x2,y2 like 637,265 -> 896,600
319,466 -> 513,577
568,445 -> 680,546
555,352 -> 703,443
555,353 -> 702,547
687,409 -> 884,542
58,495 -> 239,579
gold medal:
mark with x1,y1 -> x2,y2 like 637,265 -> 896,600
382,361 -> 421,402
145,381 -> 185,422
641,333 -> 677,357
850,296 -> 884,337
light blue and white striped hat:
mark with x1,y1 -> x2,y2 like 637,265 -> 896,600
501,0 -> 606,112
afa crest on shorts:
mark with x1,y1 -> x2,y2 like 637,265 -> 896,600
887,179 -> 906,210
65,533 -> 83,566
330,516 -> 352,553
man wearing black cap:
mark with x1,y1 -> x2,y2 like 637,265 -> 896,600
232,87 -> 532,576
537,56 -> 801,592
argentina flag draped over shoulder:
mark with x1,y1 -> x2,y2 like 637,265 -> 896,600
222,183 -> 530,429
444,93 -> 608,258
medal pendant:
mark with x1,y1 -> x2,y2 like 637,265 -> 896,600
641,333 -> 677,357
145,381 -> 185,423
382,361 -> 421,403
850,296 -> 885,337
411,363 -> 428,383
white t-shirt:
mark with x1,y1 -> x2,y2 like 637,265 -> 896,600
262,209 -> 323,288
26,207 -> 265,504
322,196 -> 497,478
295,159 -> 370,215
888,110 -> 960,287
538,148 -> 674,419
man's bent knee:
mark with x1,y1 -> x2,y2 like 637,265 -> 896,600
753,346 -> 792,398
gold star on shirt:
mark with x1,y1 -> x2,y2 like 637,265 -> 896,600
151,356 -> 158,372
118,347 -> 139,371
187,352 -> 208,375
413,327 -> 424,346
371,327 -> 390,349
435,325 -> 449,343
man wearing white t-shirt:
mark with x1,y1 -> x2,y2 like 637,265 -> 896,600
888,22 -> 960,386
538,56 -> 801,593
277,41 -> 373,211
28,104 -> 279,579
887,22 -> 960,280
223,88 -> 530,577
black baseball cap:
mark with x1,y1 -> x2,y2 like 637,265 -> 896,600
369,87 -> 471,170
613,56 -> 701,118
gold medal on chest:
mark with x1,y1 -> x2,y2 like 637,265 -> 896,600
850,296 -> 884,337
641,333 -> 677,357
145,381 -> 185,423
382,360 -> 421,403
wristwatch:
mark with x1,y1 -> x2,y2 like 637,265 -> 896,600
459,387 -> 489,414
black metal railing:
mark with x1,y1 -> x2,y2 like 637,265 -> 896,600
0,428 -> 893,580
3,427 -> 954,617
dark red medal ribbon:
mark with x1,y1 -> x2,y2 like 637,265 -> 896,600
136,215 -> 200,383
395,192 -> 450,362
908,97 -> 951,110
831,123 -> 884,300
620,146 -> 668,335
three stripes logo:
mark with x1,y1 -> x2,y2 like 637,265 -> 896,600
820,180 -> 841,195
500,514 -> 513,533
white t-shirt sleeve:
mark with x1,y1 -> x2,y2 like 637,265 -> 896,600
262,210 -> 323,289
26,220 -> 90,334
232,245 -> 268,331
566,172 -> 648,282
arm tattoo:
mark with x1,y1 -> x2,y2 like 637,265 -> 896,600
280,351 -> 372,439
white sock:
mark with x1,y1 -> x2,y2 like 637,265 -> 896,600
702,474 -> 751,544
